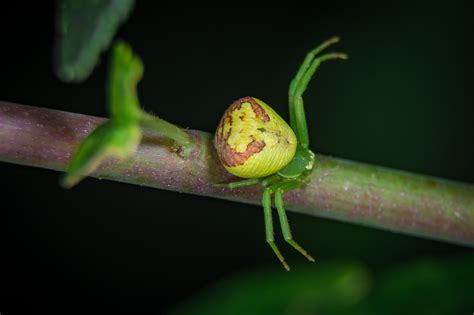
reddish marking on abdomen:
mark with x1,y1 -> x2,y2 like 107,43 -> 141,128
214,97 -> 269,167
218,138 -> 266,167
228,97 -> 270,122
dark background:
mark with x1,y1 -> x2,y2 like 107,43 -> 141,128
1,1 -> 473,314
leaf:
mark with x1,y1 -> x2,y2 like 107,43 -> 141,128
167,263 -> 370,315
346,255 -> 474,315
61,121 -> 141,188
107,40 -> 143,125
167,256 -> 474,315
55,0 -> 135,82
62,41 -> 144,187
62,40 -> 193,187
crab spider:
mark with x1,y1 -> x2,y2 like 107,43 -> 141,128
215,37 -> 347,270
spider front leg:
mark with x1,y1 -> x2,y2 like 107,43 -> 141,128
215,174 -> 280,189
288,37 -> 347,148
214,178 -> 260,189
271,180 -> 315,262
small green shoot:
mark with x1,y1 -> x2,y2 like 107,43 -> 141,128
62,41 -> 194,188
62,41 -> 143,188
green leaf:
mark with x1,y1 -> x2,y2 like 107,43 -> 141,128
346,255 -> 474,315
62,41 -> 144,188
56,0 -> 135,82
61,121 -> 141,188
167,263 -> 370,315
171,256 -> 474,315
62,40 -> 194,187
107,41 -> 143,125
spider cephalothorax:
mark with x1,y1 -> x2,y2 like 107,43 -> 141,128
215,37 -> 347,270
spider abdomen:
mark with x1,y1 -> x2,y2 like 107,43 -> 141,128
215,97 -> 297,178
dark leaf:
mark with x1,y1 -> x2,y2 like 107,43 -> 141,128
55,0 -> 135,82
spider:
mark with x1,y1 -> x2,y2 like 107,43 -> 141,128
214,37 -> 347,270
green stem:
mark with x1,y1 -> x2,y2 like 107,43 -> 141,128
1,100 -> 473,247
140,112 -> 193,157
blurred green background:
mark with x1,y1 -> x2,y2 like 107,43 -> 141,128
0,1 -> 473,314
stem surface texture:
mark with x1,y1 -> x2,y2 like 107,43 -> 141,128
1,101 -> 473,246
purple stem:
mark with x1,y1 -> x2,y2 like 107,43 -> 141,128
1,101 -> 473,246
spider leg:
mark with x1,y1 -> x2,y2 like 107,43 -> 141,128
260,174 -> 281,187
288,37 -> 347,148
214,178 -> 260,189
288,37 -> 341,131
215,173 -> 281,189
271,180 -> 315,262
263,187 -> 290,271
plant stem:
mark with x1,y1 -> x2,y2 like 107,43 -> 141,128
1,101 -> 473,246
139,112 -> 193,157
